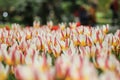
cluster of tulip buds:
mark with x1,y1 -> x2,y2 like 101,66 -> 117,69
0,21 -> 119,80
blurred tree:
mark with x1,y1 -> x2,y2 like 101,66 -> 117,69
0,0 -> 88,24
0,0 -> 18,22
0,0 -> 17,10
98,0 -> 112,12
0,0 -> 43,24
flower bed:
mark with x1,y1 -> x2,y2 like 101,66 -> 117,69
0,22 -> 120,80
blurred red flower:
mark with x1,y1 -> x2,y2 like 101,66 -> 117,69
51,25 -> 59,31
5,26 -> 10,30
76,22 -> 81,27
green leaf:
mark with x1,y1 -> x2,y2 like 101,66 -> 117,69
7,73 -> 16,80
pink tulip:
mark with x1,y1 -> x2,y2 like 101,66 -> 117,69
52,44 -> 61,57
102,25 -> 109,34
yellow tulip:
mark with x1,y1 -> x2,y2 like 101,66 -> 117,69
0,55 -> 3,62
0,64 -> 9,80
5,57 -> 13,65
26,34 -> 32,40
65,76 -> 71,80
0,72 -> 7,80
80,41 -> 86,46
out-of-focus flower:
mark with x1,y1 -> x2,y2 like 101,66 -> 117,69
59,23 -> 66,30
0,22 -> 119,80
15,65 -> 55,80
100,71 -> 120,80
5,26 -> 10,31
92,29 -> 104,44
0,52 -> 3,62
83,27 -> 92,36
15,54 -> 54,80
69,22 -> 76,29
115,30 -> 120,43
4,44 -> 24,65
66,28 -> 70,38
52,44 -> 61,57
79,35 -> 86,46
112,36 -> 119,47
0,63 -> 9,80
11,23 -> 21,30
102,25 -> 109,34
55,54 -> 71,79
26,30 -> 32,40
76,26 -> 84,34
47,21 -> 53,29
51,25 -> 59,31
33,20 -> 40,28
19,40 -> 28,52
76,22 -> 81,27
15,66 -> 38,80
0,44 -> 4,62
73,35 -> 78,46
60,30 -> 67,40
86,36 -> 93,46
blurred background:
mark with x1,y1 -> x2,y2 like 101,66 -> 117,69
0,0 -> 120,28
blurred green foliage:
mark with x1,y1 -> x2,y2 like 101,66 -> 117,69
98,0 -> 112,12
0,0 -> 119,25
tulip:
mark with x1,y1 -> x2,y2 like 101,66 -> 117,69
0,22 -> 119,80
15,66 -> 37,80
36,36 -> 42,50
76,26 -> 84,34
66,28 -> 70,38
46,35 -> 51,45
33,20 -> 40,28
47,21 -> 53,29
26,32 -> 32,40
25,48 -> 37,65
76,22 -> 81,27
51,25 -> 59,31
0,63 -> 9,80
0,33 -> 5,43
112,36 -> 119,47
69,22 -> 76,29
60,30 -> 67,40
59,40 -> 68,51
102,25 -> 109,34
5,26 -> 10,31
83,27 -> 92,36
55,54 -> 71,79
19,40 -> 28,52
15,65 -> 55,80
100,71 -> 120,80
79,35 -> 86,46
86,36 -> 93,46
81,58 -> 98,80
11,23 -> 21,30
0,44 -> 13,65
71,28 -> 78,36
59,23 -> 66,30
52,44 -> 61,57
115,30 -> 120,38
4,44 -> 24,65
73,36 -> 78,46
16,32 -> 22,42
0,47 -> 4,62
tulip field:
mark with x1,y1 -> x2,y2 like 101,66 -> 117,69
0,22 -> 120,80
